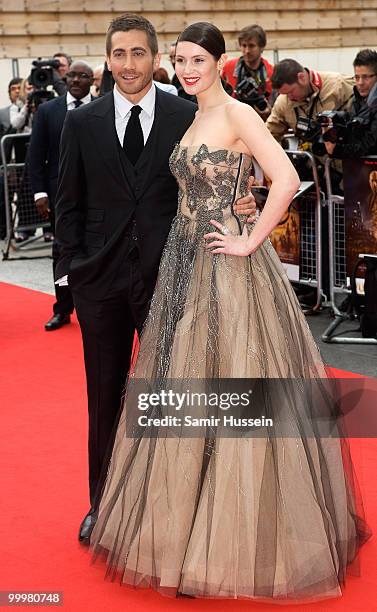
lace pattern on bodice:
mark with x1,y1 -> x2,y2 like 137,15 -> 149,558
169,143 -> 253,230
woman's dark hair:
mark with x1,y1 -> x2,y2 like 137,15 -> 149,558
177,22 -> 225,60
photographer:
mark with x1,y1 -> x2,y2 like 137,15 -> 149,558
323,49 -> 377,159
266,59 -> 354,144
52,52 -> 72,96
221,24 -> 273,120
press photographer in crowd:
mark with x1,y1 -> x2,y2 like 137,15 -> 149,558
266,59 -> 354,145
266,59 -> 354,192
322,49 -> 377,159
221,24 -> 273,119
51,52 -> 72,95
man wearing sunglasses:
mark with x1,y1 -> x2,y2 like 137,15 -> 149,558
29,61 -> 94,330
324,49 -> 377,159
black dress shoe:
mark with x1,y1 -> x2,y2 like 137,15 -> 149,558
44,313 -> 71,331
79,510 -> 98,545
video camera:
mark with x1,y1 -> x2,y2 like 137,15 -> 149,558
27,59 -> 59,110
235,76 -> 268,112
29,58 -> 61,89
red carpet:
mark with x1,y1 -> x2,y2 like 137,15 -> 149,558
0,281 -> 376,612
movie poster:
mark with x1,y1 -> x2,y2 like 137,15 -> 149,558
270,205 -> 300,281
343,158 -> 377,280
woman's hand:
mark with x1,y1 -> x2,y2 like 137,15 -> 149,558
204,220 -> 252,256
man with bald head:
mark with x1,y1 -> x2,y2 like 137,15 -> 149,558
29,61 -> 94,330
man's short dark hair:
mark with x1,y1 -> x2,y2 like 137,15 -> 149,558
238,25 -> 266,48
106,13 -> 158,57
8,77 -> 22,93
272,59 -> 305,89
353,49 -> 377,75
53,52 -> 73,66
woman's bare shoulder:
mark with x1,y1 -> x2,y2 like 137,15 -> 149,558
226,99 -> 260,120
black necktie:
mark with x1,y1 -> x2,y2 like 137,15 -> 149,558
123,105 -> 144,165
73,99 -> 83,108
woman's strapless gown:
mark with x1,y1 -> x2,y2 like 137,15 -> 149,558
89,144 -> 370,602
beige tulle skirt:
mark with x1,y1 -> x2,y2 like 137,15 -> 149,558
90,213 -> 370,601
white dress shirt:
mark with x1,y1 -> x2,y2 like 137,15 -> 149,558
34,92 -> 92,202
113,82 -> 156,147
65,91 -> 92,110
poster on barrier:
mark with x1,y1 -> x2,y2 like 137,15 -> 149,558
343,157 -> 377,283
270,205 -> 300,281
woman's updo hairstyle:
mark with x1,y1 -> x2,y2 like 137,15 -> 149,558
176,22 -> 226,61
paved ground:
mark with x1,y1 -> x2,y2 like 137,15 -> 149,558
1,238 -> 376,378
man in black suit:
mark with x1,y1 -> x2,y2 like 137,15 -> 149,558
29,61 -> 94,330
55,14 -> 255,543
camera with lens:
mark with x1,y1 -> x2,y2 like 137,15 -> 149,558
316,110 -> 350,143
27,59 -> 59,110
295,116 -> 322,143
29,58 -> 61,89
294,111 -> 354,156
235,77 -> 268,111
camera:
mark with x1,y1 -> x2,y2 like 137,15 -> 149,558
26,89 -> 54,112
27,59 -> 59,110
29,58 -> 61,89
317,110 -> 369,144
294,111 -> 358,155
317,110 -> 349,143
295,116 -> 322,142
235,77 -> 268,111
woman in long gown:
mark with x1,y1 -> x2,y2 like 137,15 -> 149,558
90,22 -> 371,601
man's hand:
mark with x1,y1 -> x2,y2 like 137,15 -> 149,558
321,122 -> 337,156
233,175 -> 258,223
36,196 -> 50,220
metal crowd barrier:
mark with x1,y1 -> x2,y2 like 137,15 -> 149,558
322,156 -> 377,344
0,133 -> 51,259
284,149 -> 325,312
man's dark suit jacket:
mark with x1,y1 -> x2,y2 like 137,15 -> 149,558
29,94 -> 69,206
55,88 -> 197,299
